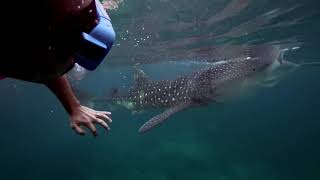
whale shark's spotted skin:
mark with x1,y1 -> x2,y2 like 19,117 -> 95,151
112,56 -> 271,110
126,77 -> 193,109
107,46 -> 300,134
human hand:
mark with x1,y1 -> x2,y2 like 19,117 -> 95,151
69,105 -> 112,136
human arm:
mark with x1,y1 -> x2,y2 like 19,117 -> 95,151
44,75 -> 112,136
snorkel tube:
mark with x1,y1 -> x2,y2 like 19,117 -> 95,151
75,0 -> 116,71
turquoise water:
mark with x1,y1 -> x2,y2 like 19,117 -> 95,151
1,0 -> 320,179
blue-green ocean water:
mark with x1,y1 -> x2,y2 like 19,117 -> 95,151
1,0 -> 320,179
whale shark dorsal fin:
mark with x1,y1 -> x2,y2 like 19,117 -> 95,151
138,103 -> 193,134
133,68 -> 151,87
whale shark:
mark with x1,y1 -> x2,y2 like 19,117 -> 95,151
104,45 -> 318,134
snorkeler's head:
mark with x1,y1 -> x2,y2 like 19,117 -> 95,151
75,0 -> 116,71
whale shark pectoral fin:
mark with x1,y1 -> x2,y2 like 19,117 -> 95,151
260,80 -> 280,88
258,75 -> 280,87
138,103 -> 193,134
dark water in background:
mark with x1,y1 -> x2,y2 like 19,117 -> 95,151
0,0 -> 320,179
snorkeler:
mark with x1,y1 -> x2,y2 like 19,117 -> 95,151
0,0 -> 115,137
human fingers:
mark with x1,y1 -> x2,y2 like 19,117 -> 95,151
72,124 -> 86,136
96,113 -> 112,123
86,122 -> 98,136
97,111 -> 111,116
95,119 -> 110,131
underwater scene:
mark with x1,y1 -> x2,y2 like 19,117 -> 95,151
0,0 -> 320,179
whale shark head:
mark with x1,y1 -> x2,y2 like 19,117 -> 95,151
198,45 -> 296,100
251,45 -> 300,87
228,45 -> 319,90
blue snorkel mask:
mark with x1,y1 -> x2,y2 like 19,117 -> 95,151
75,0 -> 116,71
